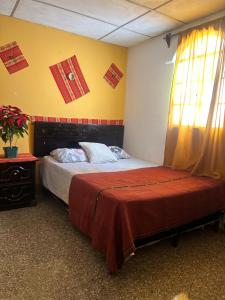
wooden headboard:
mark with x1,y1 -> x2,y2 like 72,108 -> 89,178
33,121 -> 124,157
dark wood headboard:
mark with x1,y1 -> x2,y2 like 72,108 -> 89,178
33,121 -> 124,157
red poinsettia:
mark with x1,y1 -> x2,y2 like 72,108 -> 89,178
0,105 -> 30,147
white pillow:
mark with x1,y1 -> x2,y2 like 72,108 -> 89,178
109,146 -> 130,159
79,142 -> 118,163
50,148 -> 87,163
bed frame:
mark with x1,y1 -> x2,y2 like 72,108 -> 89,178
33,121 -> 224,255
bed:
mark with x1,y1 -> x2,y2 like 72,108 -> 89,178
34,121 -> 225,273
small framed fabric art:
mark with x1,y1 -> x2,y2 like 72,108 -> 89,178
104,63 -> 123,88
50,55 -> 90,104
0,41 -> 29,74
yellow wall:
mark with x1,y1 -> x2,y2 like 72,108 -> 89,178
0,15 -> 127,154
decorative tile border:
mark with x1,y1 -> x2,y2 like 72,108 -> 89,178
31,116 -> 123,125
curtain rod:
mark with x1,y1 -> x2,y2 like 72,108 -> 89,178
164,9 -> 225,47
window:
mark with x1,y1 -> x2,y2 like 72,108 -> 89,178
212,67 -> 225,127
171,29 -> 224,128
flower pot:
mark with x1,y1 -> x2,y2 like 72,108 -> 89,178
3,146 -> 18,158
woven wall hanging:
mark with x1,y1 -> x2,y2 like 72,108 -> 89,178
0,41 -> 29,74
104,63 -> 123,88
50,55 -> 90,104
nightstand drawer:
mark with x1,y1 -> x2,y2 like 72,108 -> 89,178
0,162 -> 34,185
0,184 -> 34,208
0,154 -> 37,211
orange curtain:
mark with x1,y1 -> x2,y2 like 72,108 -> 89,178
164,17 -> 225,180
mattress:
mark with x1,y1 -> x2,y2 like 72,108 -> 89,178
41,156 -> 158,204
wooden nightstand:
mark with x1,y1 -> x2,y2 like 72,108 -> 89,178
0,153 -> 37,211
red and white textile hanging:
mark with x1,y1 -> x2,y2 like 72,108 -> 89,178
50,55 -> 90,103
0,41 -> 29,74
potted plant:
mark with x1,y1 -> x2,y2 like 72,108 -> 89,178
0,105 -> 30,158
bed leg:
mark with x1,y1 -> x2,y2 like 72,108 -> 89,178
213,220 -> 220,232
219,213 -> 225,231
171,235 -> 179,247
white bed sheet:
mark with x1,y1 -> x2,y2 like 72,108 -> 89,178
41,156 -> 158,204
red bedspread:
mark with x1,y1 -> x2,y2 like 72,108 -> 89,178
68,167 -> 225,273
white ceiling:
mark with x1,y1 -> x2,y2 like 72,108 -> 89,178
0,0 -> 225,47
